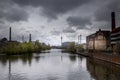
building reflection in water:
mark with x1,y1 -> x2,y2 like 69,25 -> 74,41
87,58 -> 120,80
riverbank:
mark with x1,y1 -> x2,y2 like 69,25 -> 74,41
55,48 -> 120,65
61,49 -> 88,57
0,41 -> 51,55
76,51 -> 88,57
88,52 -> 120,65
74,49 -> 120,65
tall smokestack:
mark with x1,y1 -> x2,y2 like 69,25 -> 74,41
9,27 -> 11,41
29,34 -> 31,42
111,12 -> 116,31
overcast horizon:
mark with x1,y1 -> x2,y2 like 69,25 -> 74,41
0,0 -> 120,45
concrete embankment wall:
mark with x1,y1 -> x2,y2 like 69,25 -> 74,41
90,52 -> 120,65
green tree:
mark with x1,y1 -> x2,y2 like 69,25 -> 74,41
67,42 -> 76,53
76,44 -> 84,52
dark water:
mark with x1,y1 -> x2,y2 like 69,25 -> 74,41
0,49 -> 120,80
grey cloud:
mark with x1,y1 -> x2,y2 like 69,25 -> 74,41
41,25 -> 45,29
63,27 -> 76,33
95,0 -> 120,22
90,21 -> 111,30
67,16 -> 92,29
66,33 -> 78,41
0,20 -> 5,24
12,0 -> 92,19
0,0 -> 28,22
50,30 -> 61,36
5,7 -> 28,22
93,0 -> 120,30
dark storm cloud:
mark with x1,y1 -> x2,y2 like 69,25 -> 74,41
67,16 -> 92,29
12,0 -> 92,19
5,7 -> 28,22
0,20 -> 4,24
95,0 -> 120,22
93,0 -> 120,30
0,0 -> 28,22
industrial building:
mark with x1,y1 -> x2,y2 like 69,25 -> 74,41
86,29 -> 110,51
87,12 -> 120,51
110,12 -> 120,51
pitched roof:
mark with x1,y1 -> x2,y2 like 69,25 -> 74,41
87,30 -> 110,39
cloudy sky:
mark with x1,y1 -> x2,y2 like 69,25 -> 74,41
0,0 -> 120,45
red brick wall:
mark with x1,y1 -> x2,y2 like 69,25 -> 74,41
93,52 -> 120,65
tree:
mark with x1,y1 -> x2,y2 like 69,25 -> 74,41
67,42 -> 76,53
76,44 -> 84,52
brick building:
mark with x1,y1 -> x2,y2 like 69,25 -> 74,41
110,12 -> 120,51
86,29 -> 110,51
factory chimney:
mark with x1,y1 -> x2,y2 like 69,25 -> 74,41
29,34 -> 31,42
9,27 -> 11,41
111,12 -> 116,31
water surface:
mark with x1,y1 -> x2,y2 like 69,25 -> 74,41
0,49 -> 120,80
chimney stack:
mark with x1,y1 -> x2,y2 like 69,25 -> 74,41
9,27 -> 11,41
111,12 -> 116,31
29,34 -> 31,42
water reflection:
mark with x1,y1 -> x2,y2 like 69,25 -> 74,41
1,49 -> 120,80
8,58 -> 11,80
0,53 -> 40,80
87,58 -> 120,80
0,49 -> 92,80
69,54 -> 76,62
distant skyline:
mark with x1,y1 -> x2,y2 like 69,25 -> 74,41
0,0 -> 120,45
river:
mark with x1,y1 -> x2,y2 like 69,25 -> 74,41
0,49 -> 120,80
